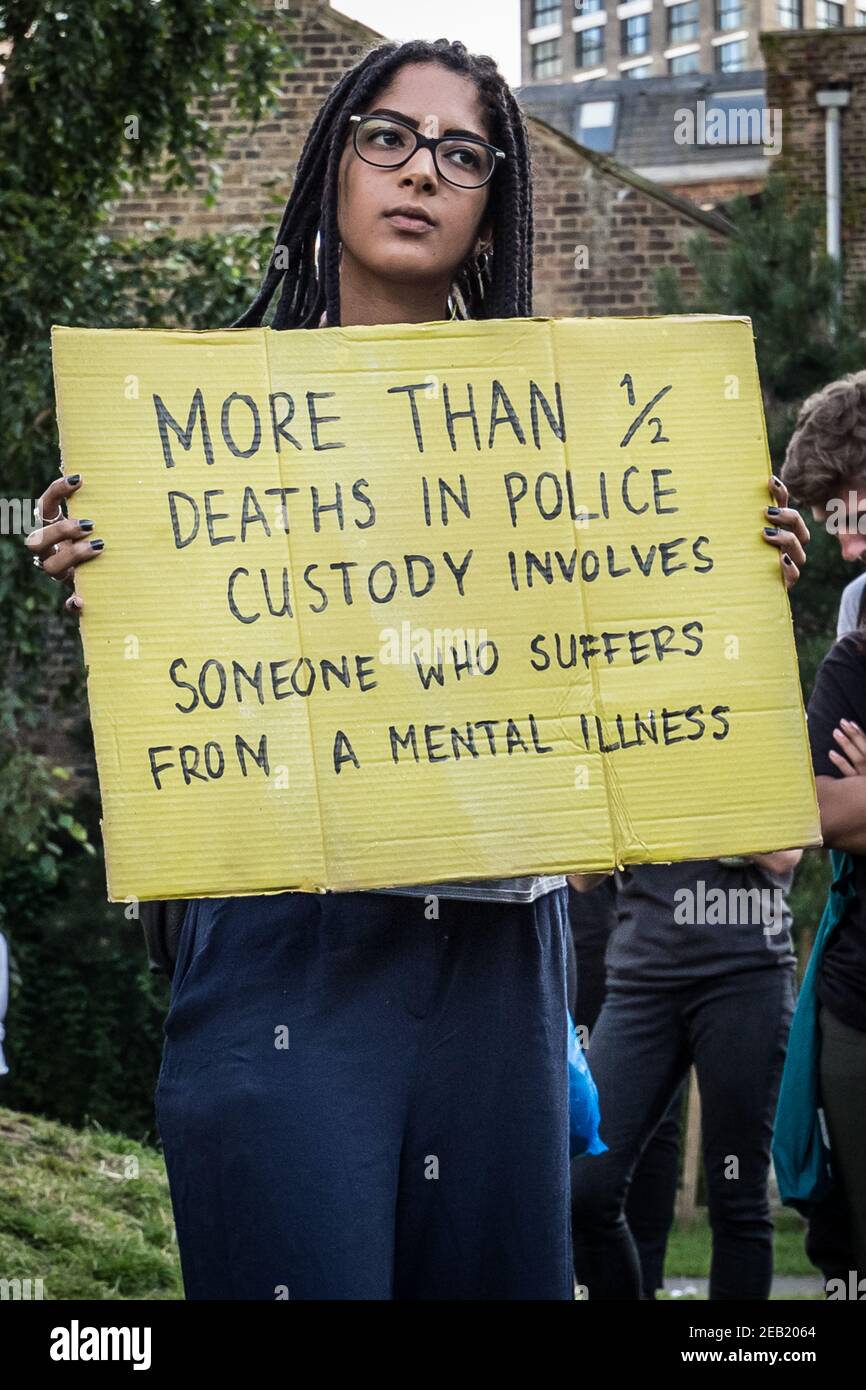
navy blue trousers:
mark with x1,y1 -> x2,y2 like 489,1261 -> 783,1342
155,886 -> 573,1300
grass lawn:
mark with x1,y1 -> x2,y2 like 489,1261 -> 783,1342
0,1105 -> 182,1300
0,1102 -> 819,1300
665,1204 -> 812,1278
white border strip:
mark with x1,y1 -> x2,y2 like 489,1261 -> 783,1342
528,21 -> 563,44
573,10 -> 608,31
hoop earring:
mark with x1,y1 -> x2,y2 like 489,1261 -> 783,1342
447,293 -> 459,321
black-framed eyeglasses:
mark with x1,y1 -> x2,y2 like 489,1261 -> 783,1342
349,113 -> 505,189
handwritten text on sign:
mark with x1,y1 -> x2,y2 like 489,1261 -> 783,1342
51,318 -> 819,900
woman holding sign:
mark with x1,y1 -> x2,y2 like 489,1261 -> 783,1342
30,37 -> 809,1301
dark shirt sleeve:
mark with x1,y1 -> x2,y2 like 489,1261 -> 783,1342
806,635 -> 866,780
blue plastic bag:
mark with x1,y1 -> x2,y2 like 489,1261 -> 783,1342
567,1010 -> 607,1159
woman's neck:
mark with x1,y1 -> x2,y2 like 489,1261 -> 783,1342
338,247 -> 451,326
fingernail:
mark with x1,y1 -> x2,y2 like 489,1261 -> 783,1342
771,475 -> 782,488
78,519 -> 94,532
764,526 -> 779,536
89,539 -> 105,550
783,553 -> 793,565
67,474 -> 81,486
766,506 -> 781,516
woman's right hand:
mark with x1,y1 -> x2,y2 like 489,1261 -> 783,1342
26,474 -> 105,615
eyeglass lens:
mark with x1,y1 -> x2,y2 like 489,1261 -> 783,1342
354,117 -> 495,187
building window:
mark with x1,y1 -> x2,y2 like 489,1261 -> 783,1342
715,0 -> 743,29
575,0 -> 604,13
621,13 -> 650,56
531,37 -> 562,78
815,0 -> 843,24
576,99 -> 617,152
576,25 -> 606,67
667,1 -> 700,45
776,0 -> 802,24
856,6 -> 866,22
714,38 -> 747,72
532,0 -> 561,25
624,61 -> 653,76
668,50 -> 701,73
705,91 -> 766,143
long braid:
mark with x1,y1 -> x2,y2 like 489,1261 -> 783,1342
233,37 -> 535,330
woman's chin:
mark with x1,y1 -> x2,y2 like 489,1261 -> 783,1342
364,250 -> 454,288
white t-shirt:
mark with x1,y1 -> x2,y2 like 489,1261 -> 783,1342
837,572 -> 866,637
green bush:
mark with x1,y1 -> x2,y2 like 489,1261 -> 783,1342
0,0 -> 291,1134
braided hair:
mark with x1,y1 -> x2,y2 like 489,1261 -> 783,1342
233,37 -> 534,330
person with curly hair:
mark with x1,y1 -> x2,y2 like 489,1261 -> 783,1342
781,372 -> 866,1289
782,371 -> 866,637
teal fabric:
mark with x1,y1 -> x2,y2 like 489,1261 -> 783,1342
772,849 -> 857,1213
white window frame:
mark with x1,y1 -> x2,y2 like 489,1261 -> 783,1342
573,9 -> 608,31
528,22 -> 564,43
711,27 -> 748,44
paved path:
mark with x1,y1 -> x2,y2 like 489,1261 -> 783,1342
663,1275 -> 824,1299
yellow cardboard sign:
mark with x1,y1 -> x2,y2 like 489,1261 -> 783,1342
51,317 -> 821,902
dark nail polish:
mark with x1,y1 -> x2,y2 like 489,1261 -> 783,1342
771,475 -> 782,488
764,526 -> 779,536
89,539 -> 105,550
766,506 -> 780,516
78,519 -> 94,532
67,474 -> 81,486
783,554 -> 793,565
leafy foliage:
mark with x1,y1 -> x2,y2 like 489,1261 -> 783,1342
655,173 -> 866,691
0,0 -> 291,1128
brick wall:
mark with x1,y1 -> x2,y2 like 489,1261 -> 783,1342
762,28 -> 866,295
109,0 -> 729,316
666,176 -> 765,210
528,118 -> 729,315
109,0 -> 382,239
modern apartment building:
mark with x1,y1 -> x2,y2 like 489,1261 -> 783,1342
521,0 -> 866,82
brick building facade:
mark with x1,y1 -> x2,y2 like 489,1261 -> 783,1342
108,0 -> 730,317
762,27 -> 866,294
524,116 -> 729,312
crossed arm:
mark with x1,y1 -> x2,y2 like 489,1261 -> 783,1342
815,718 -> 866,855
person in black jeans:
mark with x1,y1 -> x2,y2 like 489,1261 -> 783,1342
570,851 -> 802,1300
569,880 -> 685,1298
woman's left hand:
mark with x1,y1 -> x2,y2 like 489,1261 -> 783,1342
829,719 -> 866,777
762,475 -> 809,590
